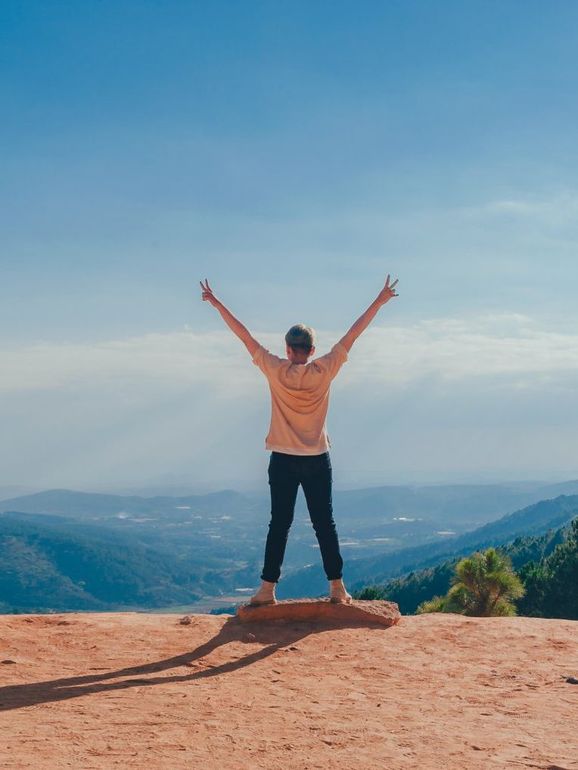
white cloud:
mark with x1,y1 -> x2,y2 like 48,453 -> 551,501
473,193 -> 578,224
2,314 -> 578,488
3,314 -> 577,395
0,330 -> 260,395
346,313 -> 578,387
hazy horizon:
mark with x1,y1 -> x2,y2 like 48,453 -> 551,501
3,472 -> 578,504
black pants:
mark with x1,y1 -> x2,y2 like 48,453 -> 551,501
260,451 -> 344,583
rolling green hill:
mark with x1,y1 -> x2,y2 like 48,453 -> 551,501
355,525 -> 570,615
3,490 -> 578,612
5,483 -> 578,582
0,513 -> 206,612
279,494 -> 578,598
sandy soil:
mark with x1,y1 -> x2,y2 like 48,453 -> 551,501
0,612 -> 576,769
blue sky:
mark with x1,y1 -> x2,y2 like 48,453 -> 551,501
2,1 -> 578,491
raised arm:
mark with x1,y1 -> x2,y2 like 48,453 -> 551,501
200,279 -> 260,357
338,275 -> 399,353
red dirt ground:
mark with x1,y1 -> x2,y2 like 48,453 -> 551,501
0,612 -> 576,769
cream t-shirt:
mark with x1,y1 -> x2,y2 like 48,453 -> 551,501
252,342 -> 348,455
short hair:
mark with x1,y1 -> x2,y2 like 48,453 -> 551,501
285,323 -> 315,353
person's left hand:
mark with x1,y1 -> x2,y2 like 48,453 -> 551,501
376,274 -> 399,305
200,279 -> 219,307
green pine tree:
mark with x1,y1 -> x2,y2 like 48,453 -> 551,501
417,548 -> 525,617
540,519 -> 578,619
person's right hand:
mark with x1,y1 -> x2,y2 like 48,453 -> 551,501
376,274 -> 399,305
200,279 -> 219,307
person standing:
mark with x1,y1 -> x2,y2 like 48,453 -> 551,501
200,276 -> 399,605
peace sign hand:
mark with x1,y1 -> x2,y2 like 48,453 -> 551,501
199,279 -> 219,308
377,274 -> 399,306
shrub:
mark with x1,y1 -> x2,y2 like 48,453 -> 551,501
417,548 -> 525,617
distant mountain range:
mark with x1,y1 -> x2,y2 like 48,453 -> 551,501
2,484 -> 578,612
4,480 -> 578,571
278,494 -> 578,598
360,524 -> 571,615
0,488 -> 262,522
4,480 -> 578,529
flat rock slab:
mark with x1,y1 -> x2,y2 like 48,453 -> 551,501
236,598 -> 401,627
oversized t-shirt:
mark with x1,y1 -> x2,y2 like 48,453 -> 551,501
252,342 -> 348,455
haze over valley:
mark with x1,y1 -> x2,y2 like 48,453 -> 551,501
2,480 -> 578,613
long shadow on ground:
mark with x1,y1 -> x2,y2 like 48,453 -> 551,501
0,617 -> 392,712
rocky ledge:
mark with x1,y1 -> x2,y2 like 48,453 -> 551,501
236,598 -> 401,626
